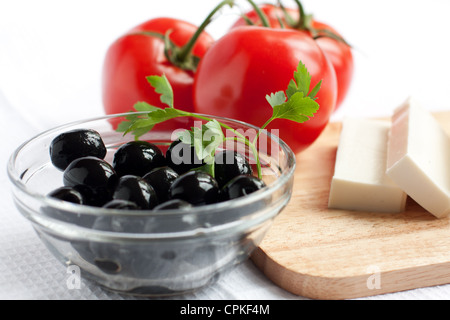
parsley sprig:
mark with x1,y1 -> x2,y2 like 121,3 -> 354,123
117,60 -> 321,179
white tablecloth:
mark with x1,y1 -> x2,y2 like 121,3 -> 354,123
1,0 -> 450,300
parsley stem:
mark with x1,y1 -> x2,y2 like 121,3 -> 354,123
253,117 -> 274,145
224,137 -> 262,179
247,139 -> 262,179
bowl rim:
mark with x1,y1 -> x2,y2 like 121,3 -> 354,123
7,111 -> 296,219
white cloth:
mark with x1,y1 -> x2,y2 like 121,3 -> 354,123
1,0 -> 450,300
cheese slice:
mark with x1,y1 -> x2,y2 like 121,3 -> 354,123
386,98 -> 450,218
328,118 -> 407,213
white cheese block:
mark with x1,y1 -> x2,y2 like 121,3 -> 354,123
386,98 -> 450,218
328,118 -> 407,213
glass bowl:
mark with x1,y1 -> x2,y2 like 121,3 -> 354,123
7,112 -> 295,296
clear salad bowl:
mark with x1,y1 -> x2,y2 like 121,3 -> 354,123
7,112 -> 295,296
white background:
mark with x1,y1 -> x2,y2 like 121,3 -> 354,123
1,0 -> 450,300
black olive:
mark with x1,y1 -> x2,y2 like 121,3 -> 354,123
214,150 -> 253,187
45,186 -> 95,226
49,129 -> 106,171
63,156 -> 118,206
63,156 -> 117,188
112,175 -> 158,209
165,139 -> 204,174
142,166 -> 179,203
72,184 -> 111,207
112,141 -> 166,177
220,174 -> 266,201
168,171 -> 219,206
47,186 -> 84,205
94,259 -> 121,274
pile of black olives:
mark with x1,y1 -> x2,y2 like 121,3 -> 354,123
47,128 -> 266,212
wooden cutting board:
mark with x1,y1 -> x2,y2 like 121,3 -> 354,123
251,111 -> 450,300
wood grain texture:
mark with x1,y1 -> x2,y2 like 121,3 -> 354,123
251,111 -> 450,300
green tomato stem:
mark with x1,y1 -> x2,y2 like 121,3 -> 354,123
128,30 -> 166,40
276,0 -> 295,27
177,0 -> 234,62
246,0 -> 271,28
291,0 -> 307,29
286,0 -> 351,46
240,13 -> 255,26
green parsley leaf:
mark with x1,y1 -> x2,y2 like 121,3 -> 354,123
261,60 -> 322,129
286,61 -> 311,99
116,76 -> 188,140
117,120 -> 155,141
265,91 -> 287,108
146,74 -> 174,108
115,101 -> 169,139
133,101 -> 161,112
125,108 -> 189,135
115,111 -> 142,134
284,60 -> 321,101
116,120 -> 133,133
129,125 -> 157,141
307,80 -> 322,100
178,120 -> 224,166
203,120 -> 225,163
271,92 -> 319,123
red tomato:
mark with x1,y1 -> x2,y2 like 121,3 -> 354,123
193,26 -> 337,154
102,17 -> 214,115
231,4 -> 353,110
